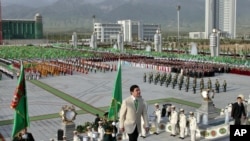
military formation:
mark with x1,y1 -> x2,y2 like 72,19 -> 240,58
144,72 -> 227,94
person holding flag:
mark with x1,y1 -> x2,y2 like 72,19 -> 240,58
10,62 -> 34,140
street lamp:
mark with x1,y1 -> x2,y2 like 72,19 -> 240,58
177,4 -> 181,53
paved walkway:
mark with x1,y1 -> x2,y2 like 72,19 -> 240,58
1,64 -> 249,140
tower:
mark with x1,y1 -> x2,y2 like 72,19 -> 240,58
34,13 -> 43,39
205,0 -> 219,39
205,0 -> 237,39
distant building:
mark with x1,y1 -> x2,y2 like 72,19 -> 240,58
205,0 -> 236,39
2,13 -> 43,40
94,23 -> 122,42
189,32 -> 205,39
118,20 -> 160,42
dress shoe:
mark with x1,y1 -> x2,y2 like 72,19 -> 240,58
179,137 -> 184,140
154,132 -> 159,135
140,136 -> 146,138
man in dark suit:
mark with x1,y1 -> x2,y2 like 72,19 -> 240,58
231,96 -> 246,125
15,128 -> 35,141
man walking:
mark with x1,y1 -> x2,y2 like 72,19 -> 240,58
119,85 -> 149,141
231,96 -> 246,125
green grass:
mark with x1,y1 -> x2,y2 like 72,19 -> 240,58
29,80 -> 106,116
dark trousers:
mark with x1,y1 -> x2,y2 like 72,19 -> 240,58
234,118 -> 241,125
128,126 -> 139,141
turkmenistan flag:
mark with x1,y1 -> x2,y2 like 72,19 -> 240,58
108,60 -> 122,121
10,62 -> 30,138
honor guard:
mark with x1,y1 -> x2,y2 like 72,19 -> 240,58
189,112 -> 197,141
170,105 -> 178,137
179,109 -> 187,140
97,121 -> 105,141
153,103 -> 162,135
193,77 -> 197,94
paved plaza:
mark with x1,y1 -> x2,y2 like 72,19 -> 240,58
1,62 -> 250,140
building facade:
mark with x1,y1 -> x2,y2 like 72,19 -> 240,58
94,23 -> 122,42
2,13 -> 43,40
118,20 -> 160,42
205,0 -> 236,39
189,32 -> 205,39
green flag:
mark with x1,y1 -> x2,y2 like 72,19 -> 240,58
108,60 -> 122,121
10,62 -> 30,138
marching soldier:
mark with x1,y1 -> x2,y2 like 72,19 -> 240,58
179,109 -> 187,140
193,77 -> 197,94
0,71 -> 2,80
149,72 -> 153,84
178,75 -> 184,90
189,112 -> 197,141
200,78 -> 204,92
143,73 -> 147,82
207,78 -> 212,89
215,79 -> 220,93
223,80 -> 227,92
185,76 -> 189,92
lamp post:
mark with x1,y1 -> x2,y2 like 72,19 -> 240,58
177,4 -> 181,53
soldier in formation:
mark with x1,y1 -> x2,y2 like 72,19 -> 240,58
154,72 -> 160,85
185,76 -> 190,92
165,73 -> 172,87
189,112 -> 197,141
160,73 -> 166,86
153,103 -> 162,135
192,77 -> 197,94
170,105 -> 178,136
143,73 -> 147,83
215,79 -> 220,93
207,78 -> 212,89
172,73 -> 178,89
223,80 -> 227,92
179,109 -> 187,140
200,78 -> 204,92
148,72 -> 153,84
178,75 -> 184,90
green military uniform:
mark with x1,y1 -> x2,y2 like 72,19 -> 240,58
0,72 -> 2,80
103,121 -> 115,141
200,78 -> 204,92
185,76 -> 189,92
143,73 -> 147,82
149,72 -> 153,84
193,77 -> 197,94
207,78 -> 212,89
223,80 -> 227,92
215,79 -> 220,93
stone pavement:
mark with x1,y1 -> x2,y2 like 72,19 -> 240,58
1,63 -> 249,140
